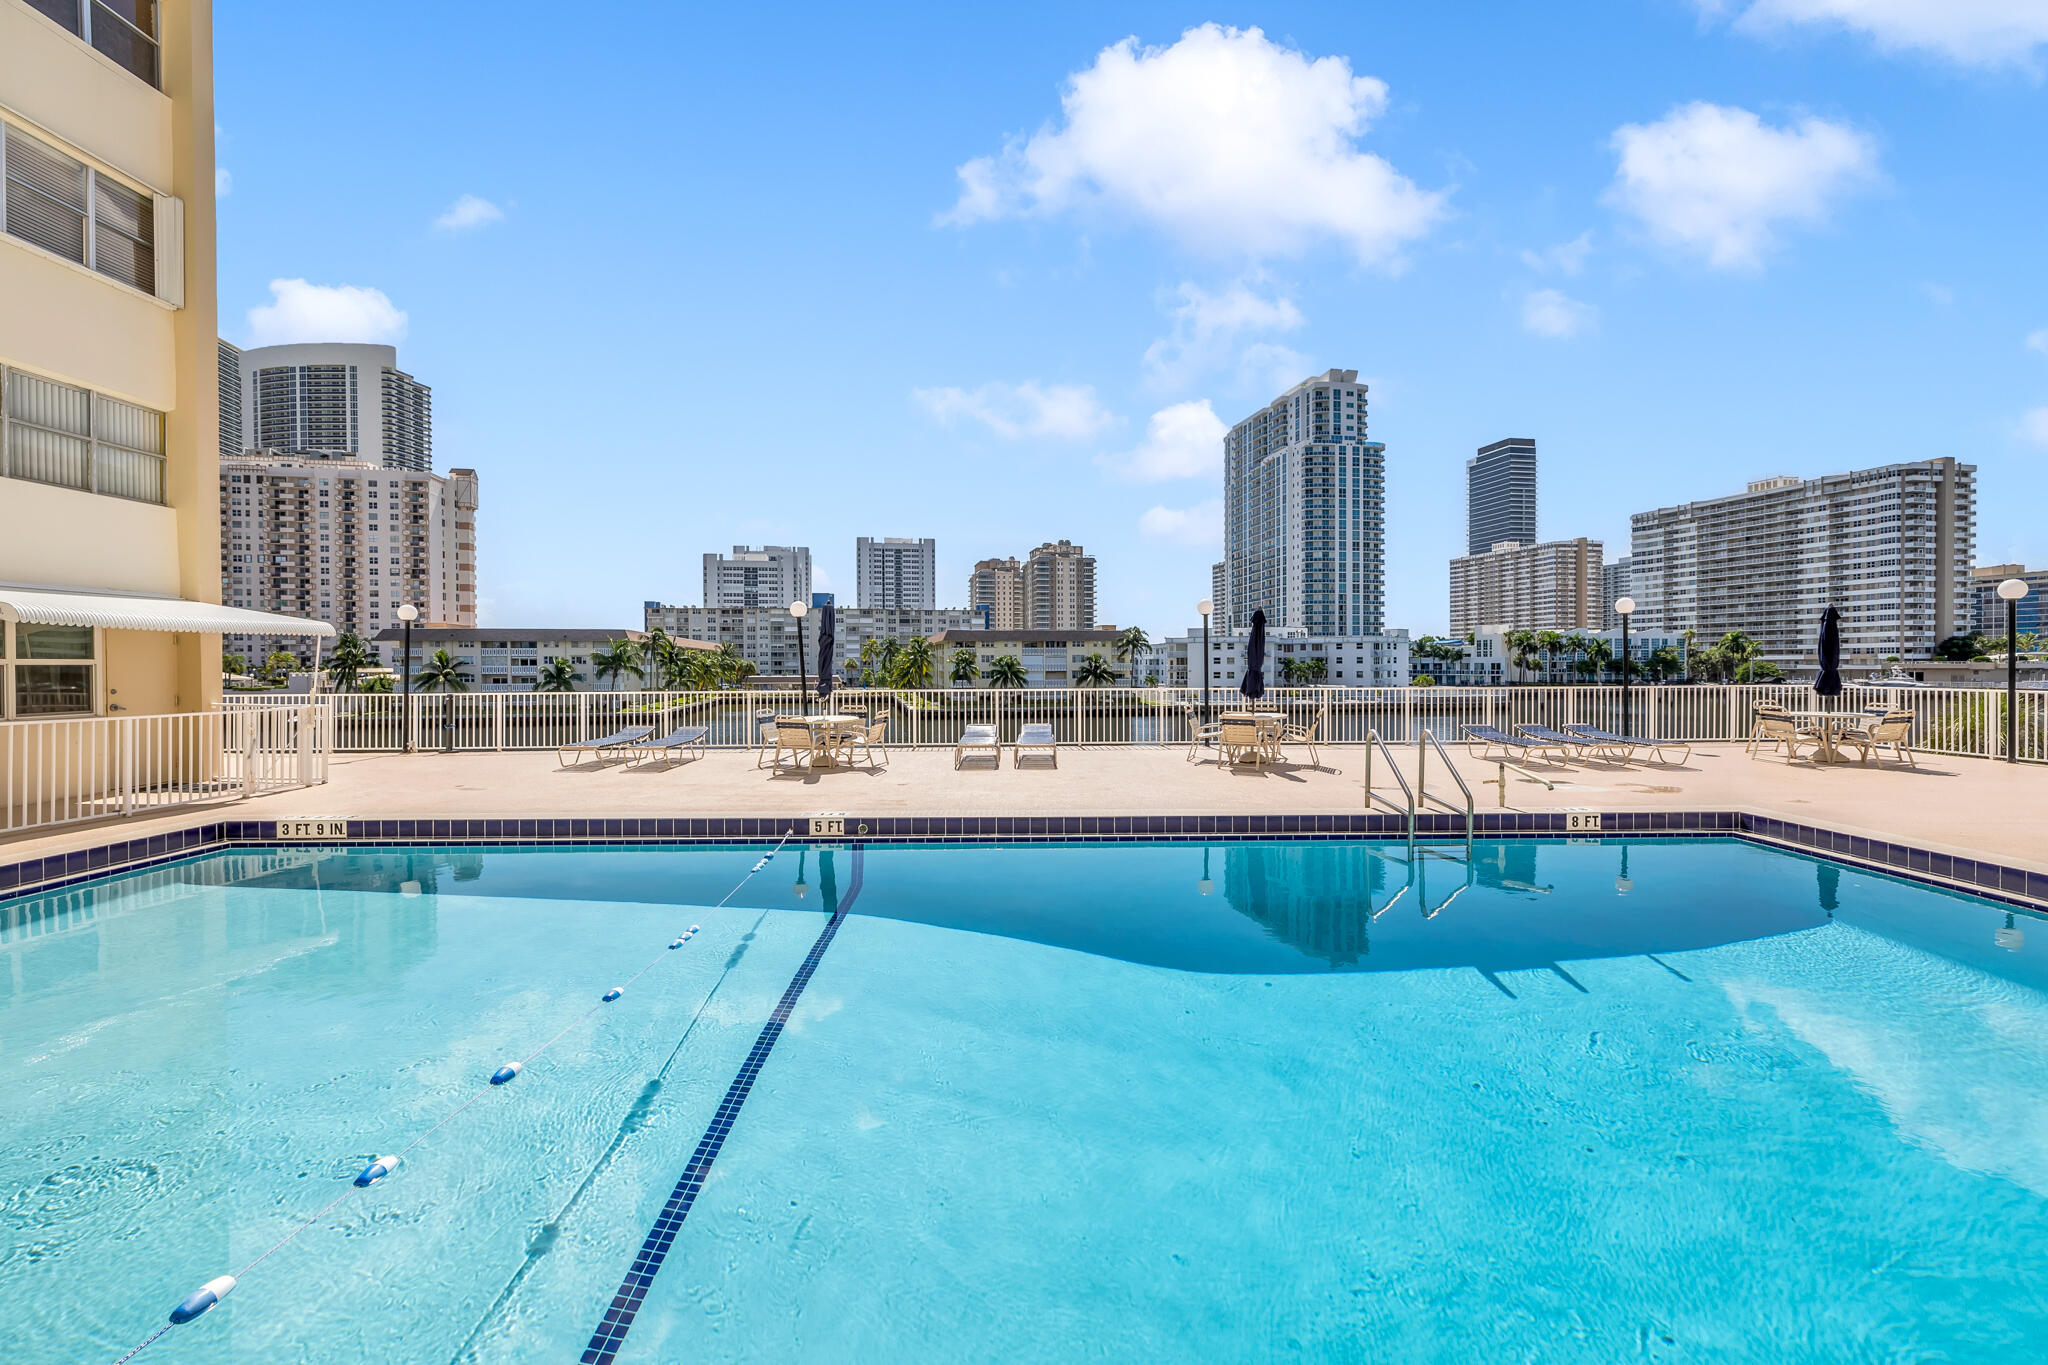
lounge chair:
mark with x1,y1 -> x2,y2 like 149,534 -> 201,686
624,725 -> 709,766
1562,724 -> 1691,766
954,724 -> 1000,769
1463,724 -> 1576,764
1519,723 -> 1620,762
1013,722 -> 1058,768
557,725 -> 654,768
769,720 -> 818,773
1838,710 -> 1915,766
846,717 -> 890,770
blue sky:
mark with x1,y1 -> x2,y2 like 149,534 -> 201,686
215,2 -> 2048,638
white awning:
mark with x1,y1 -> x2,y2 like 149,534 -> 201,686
0,586 -> 336,637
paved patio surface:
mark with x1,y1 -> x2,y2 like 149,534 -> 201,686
6,740 -> 2045,878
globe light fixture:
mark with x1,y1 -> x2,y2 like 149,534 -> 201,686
1196,599 -> 1215,724
790,600 -> 811,714
396,603 -> 421,753
1614,597 -> 1637,736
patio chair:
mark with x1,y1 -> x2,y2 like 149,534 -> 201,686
754,712 -> 780,768
1463,724 -> 1575,765
1184,703 -> 1222,762
1217,717 -> 1272,768
1746,702 -> 1802,754
1838,710 -> 1916,767
1013,722 -> 1058,768
623,725 -> 710,767
1750,712 -> 1820,762
1562,724 -> 1691,766
1281,712 -> 1321,767
557,725 -> 654,768
846,717 -> 890,770
769,720 -> 818,773
954,723 -> 1000,769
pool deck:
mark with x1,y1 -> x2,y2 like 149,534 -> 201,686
5,741 -> 2045,883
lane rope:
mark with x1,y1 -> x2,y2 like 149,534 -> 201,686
111,832 -> 795,1363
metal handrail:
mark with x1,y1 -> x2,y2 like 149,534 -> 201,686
1362,728 -> 1415,852
1416,728 -> 1475,857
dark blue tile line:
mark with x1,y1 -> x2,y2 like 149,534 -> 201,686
6,811 -> 2045,911
578,845 -> 863,1365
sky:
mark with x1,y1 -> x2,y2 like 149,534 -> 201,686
214,1 -> 2048,639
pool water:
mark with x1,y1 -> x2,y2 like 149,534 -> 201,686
5,839 -> 2047,1362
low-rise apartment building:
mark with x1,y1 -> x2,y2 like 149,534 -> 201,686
372,627 -> 684,691
926,629 -> 1125,687
1154,628 -> 1412,689
645,603 -> 982,678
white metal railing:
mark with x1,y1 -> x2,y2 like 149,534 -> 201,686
1,704 -> 330,835
219,684 -> 2048,764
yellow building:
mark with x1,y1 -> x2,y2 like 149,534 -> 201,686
0,0 -> 324,724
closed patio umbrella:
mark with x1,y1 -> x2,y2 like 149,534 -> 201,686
1815,604 -> 1842,706
816,602 -> 836,702
1240,609 -> 1267,704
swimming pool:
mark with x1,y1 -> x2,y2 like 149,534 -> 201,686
6,838 -> 2047,1362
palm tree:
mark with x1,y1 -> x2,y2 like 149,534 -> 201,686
1716,630 -> 1761,683
1113,626 -> 1152,675
591,638 -> 644,692
986,654 -> 1028,688
1537,630 -> 1566,684
1303,656 -> 1329,683
876,637 -> 903,682
1277,656 -> 1306,684
1507,629 -> 1544,682
892,635 -> 936,688
641,627 -> 686,689
1578,637 -> 1613,682
1074,653 -> 1118,686
1680,627 -> 1700,682
534,657 -> 583,692
413,648 -> 472,692
1564,632 -> 1593,681
222,651 -> 248,677
323,632 -> 372,692
950,648 -> 980,686
711,641 -> 755,686
1646,646 -> 1683,682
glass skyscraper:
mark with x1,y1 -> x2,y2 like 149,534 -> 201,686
1223,368 -> 1384,636
1466,437 -> 1537,556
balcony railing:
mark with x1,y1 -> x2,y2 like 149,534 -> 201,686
211,685 -> 2047,763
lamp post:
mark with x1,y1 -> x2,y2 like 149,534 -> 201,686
790,600 -> 810,716
1614,596 -> 1636,737
1197,598 -> 1214,724
1998,577 -> 2029,764
396,603 -> 419,753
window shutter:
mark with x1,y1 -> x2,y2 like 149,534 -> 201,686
153,193 -> 183,305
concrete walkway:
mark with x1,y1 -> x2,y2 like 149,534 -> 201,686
5,740 -> 2045,878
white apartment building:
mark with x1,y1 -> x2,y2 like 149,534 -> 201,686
1225,368 -> 1385,635
1155,628 -> 1412,689
1631,460 -> 1976,669
220,452 -> 477,663
969,556 -> 1024,630
644,602 -> 981,678
703,545 -> 810,610
856,536 -> 936,610
1600,556 -> 1634,630
229,342 -> 432,471
1210,560 -> 1227,623
926,628 -> 1125,687
1409,627 -> 1690,686
1448,537 -> 1603,636
1023,540 -> 1096,629
372,627 -> 683,691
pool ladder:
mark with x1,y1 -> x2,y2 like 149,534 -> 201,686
1416,729 -> 1475,860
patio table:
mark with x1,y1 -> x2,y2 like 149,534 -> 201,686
1778,709 -> 1863,763
1221,711 -> 1287,765
792,714 -> 865,768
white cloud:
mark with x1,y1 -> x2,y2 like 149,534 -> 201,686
1520,289 -> 1598,339
2023,408 -> 2048,445
245,279 -> 408,346
215,167 -> 232,197
434,194 -> 504,232
1103,400 -> 1228,482
1519,231 -> 1593,275
2026,329 -> 2048,356
1605,102 -> 1880,270
1235,342 -> 1314,397
1703,0 -> 2048,70
911,381 -> 1115,441
1142,279 -> 1303,388
940,24 -> 1447,265
1139,498 -> 1224,548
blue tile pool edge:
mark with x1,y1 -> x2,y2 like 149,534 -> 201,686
2,811 -> 2044,912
